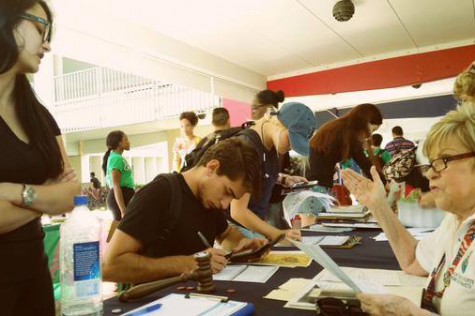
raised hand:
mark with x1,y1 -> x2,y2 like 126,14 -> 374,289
341,166 -> 387,211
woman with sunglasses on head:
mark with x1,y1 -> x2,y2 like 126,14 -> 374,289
342,104 -> 475,315
0,1 -> 80,315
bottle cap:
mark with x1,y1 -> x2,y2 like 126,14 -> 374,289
74,195 -> 89,206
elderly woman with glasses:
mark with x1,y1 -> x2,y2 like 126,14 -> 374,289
0,1 -> 80,315
341,104 -> 475,315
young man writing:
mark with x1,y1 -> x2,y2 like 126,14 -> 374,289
103,138 -> 266,284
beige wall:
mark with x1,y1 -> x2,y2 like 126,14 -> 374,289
69,155 -> 82,183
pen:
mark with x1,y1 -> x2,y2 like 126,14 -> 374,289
197,231 -> 212,249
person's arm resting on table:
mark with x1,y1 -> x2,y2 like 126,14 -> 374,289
230,192 -> 301,241
217,226 -> 267,255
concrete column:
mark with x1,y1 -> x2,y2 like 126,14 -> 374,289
131,157 -> 145,185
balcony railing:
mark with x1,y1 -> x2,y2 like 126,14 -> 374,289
53,67 -> 220,133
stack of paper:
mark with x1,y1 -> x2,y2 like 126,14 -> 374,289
316,205 -> 371,222
303,224 -> 355,233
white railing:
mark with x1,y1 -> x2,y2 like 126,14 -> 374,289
53,67 -> 220,133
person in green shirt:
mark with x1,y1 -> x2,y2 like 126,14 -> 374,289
102,130 -> 135,220
369,133 -> 392,165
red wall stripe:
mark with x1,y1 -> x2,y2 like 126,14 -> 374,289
267,44 -> 475,97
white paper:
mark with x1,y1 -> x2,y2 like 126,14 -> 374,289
213,265 -> 248,281
314,267 -> 428,287
233,265 -> 279,283
373,227 -> 435,242
302,235 -> 350,246
303,224 -> 355,233
289,240 -> 363,293
214,265 -> 278,283
121,293 -> 249,316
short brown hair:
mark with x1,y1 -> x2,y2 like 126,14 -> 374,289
212,108 -> 230,126
197,138 -> 261,198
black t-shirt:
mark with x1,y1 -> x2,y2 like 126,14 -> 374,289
91,177 -> 101,189
0,106 -> 61,283
118,173 -> 228,258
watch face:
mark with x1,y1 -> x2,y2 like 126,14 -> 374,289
22,185 -> 36,206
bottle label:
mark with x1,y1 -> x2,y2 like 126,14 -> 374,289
73,241 -> 101,299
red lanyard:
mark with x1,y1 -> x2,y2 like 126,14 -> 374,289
423,221 -> 475,305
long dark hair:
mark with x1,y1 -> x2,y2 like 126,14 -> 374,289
102,130 -> 126,175
1,1 -> 63,179
310,103 -> 382,161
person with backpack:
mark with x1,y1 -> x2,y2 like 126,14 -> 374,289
384,126 -> 415,156
229,102 -> 317,240
102,139 -> 267,283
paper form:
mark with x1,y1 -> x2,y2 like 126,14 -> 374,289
314,267 -> 428,287
264,278 -> 312,301
214,265 -> 278,283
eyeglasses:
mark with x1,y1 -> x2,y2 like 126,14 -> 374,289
20,12 -> 52,43
416,152 -> 475,176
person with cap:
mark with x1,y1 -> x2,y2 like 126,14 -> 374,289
229,102 -> 317,240
308,103 -> 385,194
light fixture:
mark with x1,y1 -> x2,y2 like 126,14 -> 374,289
333,0 -> 355,22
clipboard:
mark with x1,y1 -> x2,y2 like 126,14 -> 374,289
121,293 -> 254,316
228,234 -> 285,262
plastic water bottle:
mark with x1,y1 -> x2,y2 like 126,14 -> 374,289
60,196 -> 103,316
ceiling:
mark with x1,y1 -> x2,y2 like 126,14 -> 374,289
70,0 -> 475,79
51,0 -> 475,144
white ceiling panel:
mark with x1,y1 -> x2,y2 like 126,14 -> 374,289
54,0 -> 475,80
389,0 -> 475,47
299,0 -> 417,56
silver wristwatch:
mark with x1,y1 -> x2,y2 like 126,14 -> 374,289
21,184 -> 37,206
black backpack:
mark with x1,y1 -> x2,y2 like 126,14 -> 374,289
180,122 -> 255,172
